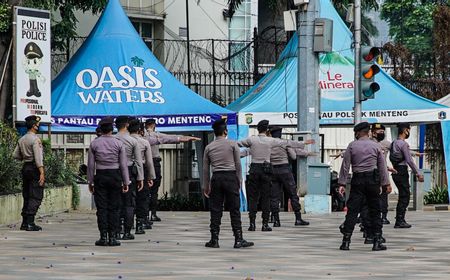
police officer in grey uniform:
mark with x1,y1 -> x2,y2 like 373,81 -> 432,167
129,119 -> 156,231
145,119 -> 200,222
268,126 -> 313,227
14,115 -> 45,231
390,123 -> 424,228
338,122 -> 391,251
115,116 -> 144,239
87,117 -> 130,246
238,120 -> 306,232
203,119 -> 254,249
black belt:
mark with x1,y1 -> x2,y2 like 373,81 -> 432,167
273,164 -> 290,169
353,170 -> 377,177
251,163 -> 270,167
213,171 -> 236,175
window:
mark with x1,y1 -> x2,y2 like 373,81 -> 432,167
228,0 -> 254,71
132,21 -> 153,50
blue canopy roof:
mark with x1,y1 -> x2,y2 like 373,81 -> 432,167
227,0 -> 448,125
51,0 -> 235,132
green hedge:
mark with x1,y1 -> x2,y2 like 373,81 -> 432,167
424,186 -> 449,205
0,121 -> 77,202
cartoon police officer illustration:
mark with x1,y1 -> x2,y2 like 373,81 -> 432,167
23,42 -> 46,98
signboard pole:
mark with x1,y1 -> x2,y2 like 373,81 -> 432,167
12,8 -> 17,128
354,0 -> 362,124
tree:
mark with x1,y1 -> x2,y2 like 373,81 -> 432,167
331,0 -> 380,45
380,0 -> 450,77
0,0 -> 107,121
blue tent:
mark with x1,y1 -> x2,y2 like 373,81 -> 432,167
51,0 -> 236,133
227,0 -> 449,126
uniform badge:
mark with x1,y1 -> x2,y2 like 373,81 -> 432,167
245,113 -> 253,125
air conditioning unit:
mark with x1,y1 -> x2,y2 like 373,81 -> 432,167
293,0 -> 310,6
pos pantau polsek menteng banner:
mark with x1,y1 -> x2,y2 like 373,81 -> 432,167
15,7 -> 51,123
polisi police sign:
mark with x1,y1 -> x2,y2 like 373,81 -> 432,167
14,7 -> 51,123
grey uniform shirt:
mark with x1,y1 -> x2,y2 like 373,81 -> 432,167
87,135 -> 130,185
132,134 -> 156,180
338,136 -> 389,186
271,142 -> 307,165
203,136 -> 242,187
13,132 -> 44,168
391,138 -> 420,174
146,130 -> 181,159
115,131 -> 144,181
238,134 -> 305,164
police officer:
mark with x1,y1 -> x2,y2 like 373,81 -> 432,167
87,117 -> 130,246
115,116 -> 144,239
203,119 -> 254,249
338,122 -> 391,251
390,123 -> 424,228
268,126 -> 313,227
14,115 -> 45,231
129,119 -> 156,231
238,120 -> 305,232
145,119 -> 200,222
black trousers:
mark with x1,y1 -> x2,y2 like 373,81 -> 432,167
136,164 -> 150,220
392,165 -> 410,219
343,171 -> 382,235
359,188 -> 389,231
149,158 -> 162,214
93,169 -> 122,232
246,164 -> 271,221
270,165 -> 301,213
21,163 -> 44,216
380,192 -> 388,215
121,166 -> 137,230
209,171 -> 242,233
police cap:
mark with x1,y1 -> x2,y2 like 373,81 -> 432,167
115,116 -> 130,126
212,118 -> 227,130
145,118 -> 156,125
270,126 -> 282,138
24,42 -> 43,59
25,115 -> 41,126
354,122 -> 370,132
397,123 -> 411,130
98,116 -> 114,126
371,123 -> 386,131
257,120 -> 270,132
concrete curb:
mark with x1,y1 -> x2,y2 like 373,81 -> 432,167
423,204 -> 450,211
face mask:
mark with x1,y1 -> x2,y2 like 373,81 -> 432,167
376,132 -> 385,142
405,130 -> 410,139
354,132 -> 359,140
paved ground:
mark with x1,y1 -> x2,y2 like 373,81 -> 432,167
1,211 -> 450,280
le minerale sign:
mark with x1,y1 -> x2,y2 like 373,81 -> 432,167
15,7 -> 51,123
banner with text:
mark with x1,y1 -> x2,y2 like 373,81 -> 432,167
15,7 -> 51,123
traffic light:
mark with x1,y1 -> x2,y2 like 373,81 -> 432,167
360,47 -> 381,101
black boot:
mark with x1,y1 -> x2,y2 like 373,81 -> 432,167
143,216 -> 153,229
95,231 -> 109,246
364,232 -> 374,244
205,230 -> 220,248
26,215 -> 42,231
150,212 -> 161,222
340,232 -> 352,250
294,211 -> 309,226
122,228 -> 135,240
108,232 -> 121,246
382,213 -> 390,225
248,215 -> 256,231
394,216 -> 411,228
233,228 -> 254,249
273,212 -> 281,227
135,219 -> 146,235
372,233 -> 387,251
20,215 -> 28,231
261,218 -> 272,232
